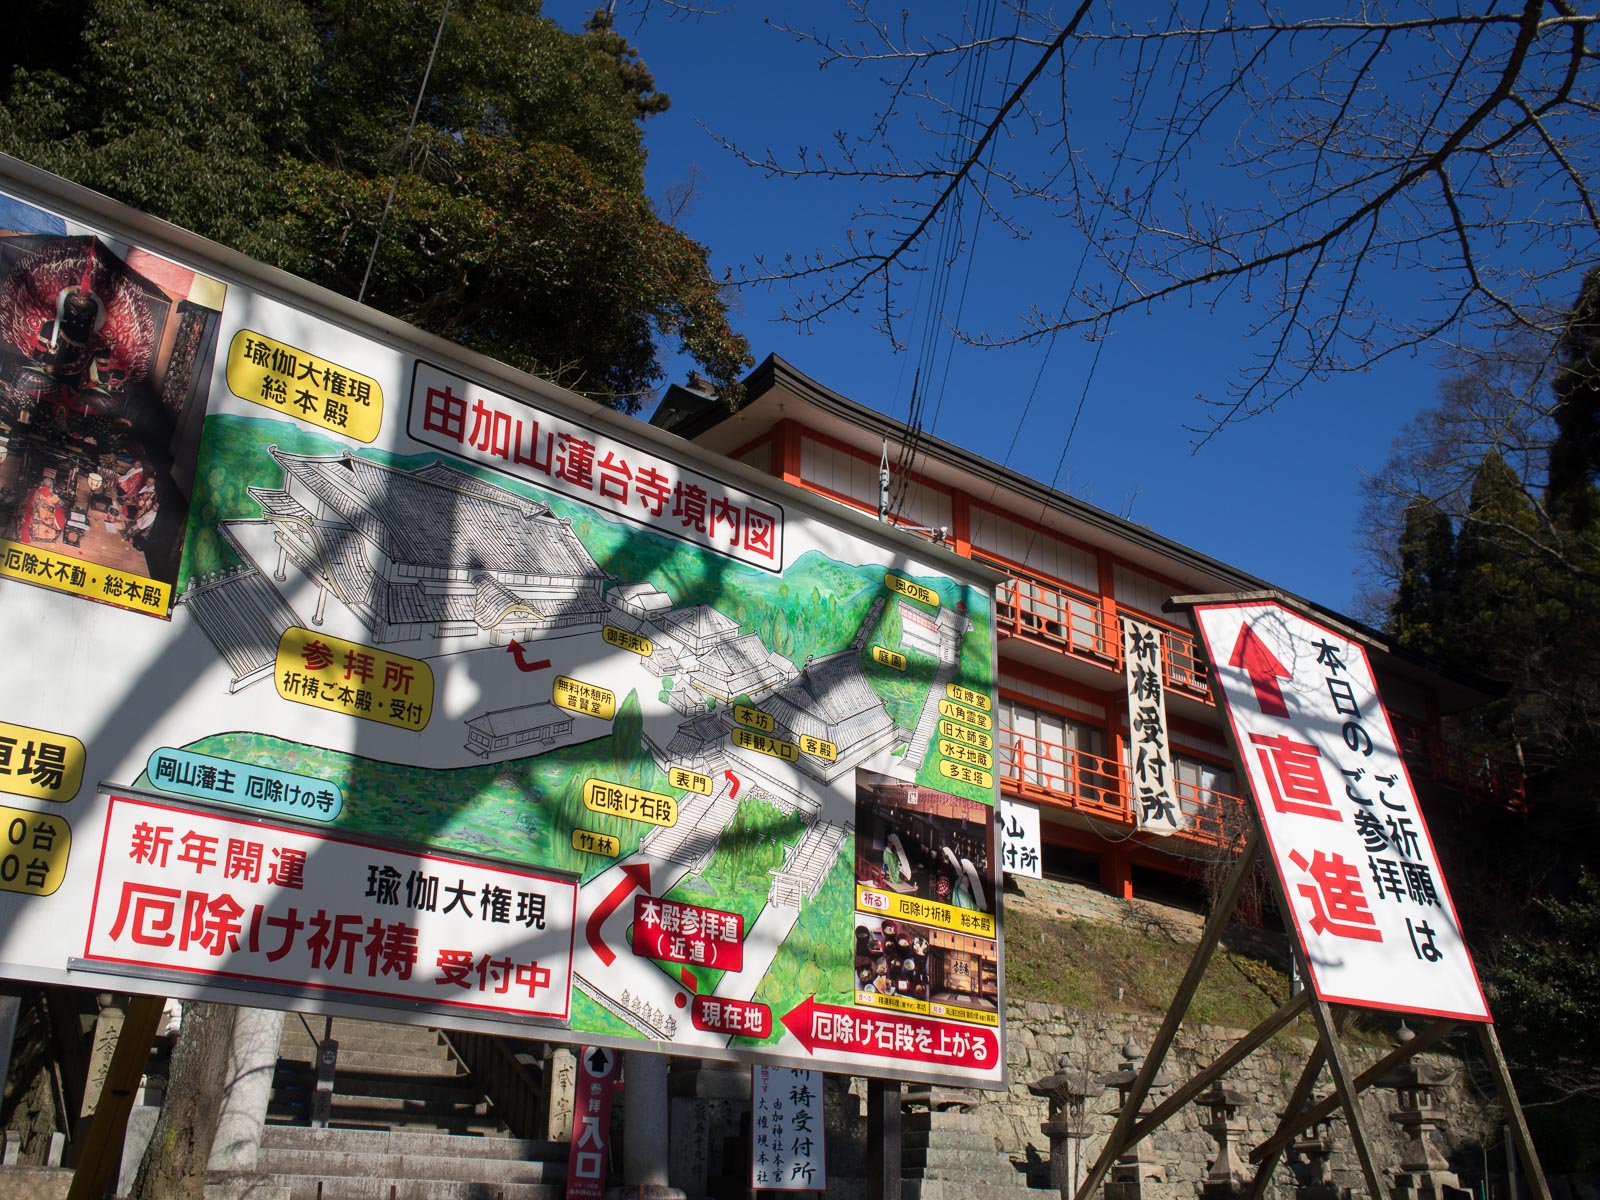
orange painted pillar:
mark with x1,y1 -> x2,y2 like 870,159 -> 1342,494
1100,849 -> 1134,900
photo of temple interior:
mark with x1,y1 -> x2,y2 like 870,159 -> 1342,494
854,769 -> 995,914
0,221 -> 222,599
853,913 -> 999,1013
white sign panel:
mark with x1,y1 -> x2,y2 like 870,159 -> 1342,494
84,794 -> 578,1022
751,1066 -> 826,1191
1123,617 -> 1180,835
1190,601 -> 1490,1021
0,163 -> 1004,1089
998,798 -> 1042,879
409,360 -> 785,571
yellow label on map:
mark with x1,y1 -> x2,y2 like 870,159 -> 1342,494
939,740 -> 993,771
572,828 -> 621,857
939,760 -> 993,791
733,705 -> 774,733
798,735 -> 838,762
553,676 -> 616,721
603,625 -> 652,656
856,989 -> 929,1017
938,720 -> 993,751
275,628 -> 432,730
856,885 -> 996,938
886,573 -> 939,608
0,807 -> 70,897
945,683 -> 991,711
932,1002 -> 1000,1027
731,727 -> 798,762
937,699 -> 992,731
1,540 -> 169,616
582,779 -> 676,827
669,767 -> 713,795
871,646 -> 907,671
227,329 -> 382,442
0,720 -> 85,803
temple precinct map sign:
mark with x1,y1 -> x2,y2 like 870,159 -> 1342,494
0,156 -> 1006,1088
1190,598 -> 1491,1023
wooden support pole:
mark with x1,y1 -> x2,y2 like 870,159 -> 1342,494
1128,989 -> 1309,1146
866,1077 -> 901,1200
1243,1008 -> 1351,1200
1475,1023 -> 1551,1200
1306,993 -> 1389,1200
1072,832 -> 1263,1200
65,994 -> 165,1200
1247,1017 -> 1456,1167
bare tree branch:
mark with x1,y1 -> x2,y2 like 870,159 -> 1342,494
720,0 -> 1600,439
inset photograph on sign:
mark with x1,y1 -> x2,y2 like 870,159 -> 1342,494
853,769 -> 997,1025
0,194 -> 223,616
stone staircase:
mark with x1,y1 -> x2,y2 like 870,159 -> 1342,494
901,1108 -> 1047,1200
222,1127 -> 567,1200
232,1016 -> 565,1200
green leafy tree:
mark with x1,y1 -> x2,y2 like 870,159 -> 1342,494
1389,498 -> 1456,659
1363,273 -> 1600,1167
0,0 -> 751,409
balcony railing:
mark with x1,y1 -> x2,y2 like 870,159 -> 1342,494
1390,713 -> 1528,813
991,570 -> 1212,702
996,725 -> 1247,850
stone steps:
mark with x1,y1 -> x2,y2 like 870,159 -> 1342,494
234,1111 -> 564,1200
266,1017 -> 509,1138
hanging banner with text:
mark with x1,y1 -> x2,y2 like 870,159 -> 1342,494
1189,600 -> 1490,1022
751,1066 -> 826,1192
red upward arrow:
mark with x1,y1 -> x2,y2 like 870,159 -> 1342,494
585,862 -> 651,966
507,639 -> 552,673
1229,623 -> 1291,718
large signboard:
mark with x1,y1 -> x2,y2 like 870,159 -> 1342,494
0,161 -> 1004,1087
1190,599 -> 1490,1022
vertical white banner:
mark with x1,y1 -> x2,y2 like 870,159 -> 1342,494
751,1066 -> 826,1191
1123,617 -> 1180,835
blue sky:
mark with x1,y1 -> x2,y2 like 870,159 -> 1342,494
548,2 -> 1576,618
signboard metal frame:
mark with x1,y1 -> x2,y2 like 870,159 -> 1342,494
1071,591 -> 1550,1200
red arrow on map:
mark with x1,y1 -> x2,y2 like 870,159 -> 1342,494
507,639 -> 552,673
724,769 -> 741,799
1228,623 -> 1291,718
585,862 -> 651,966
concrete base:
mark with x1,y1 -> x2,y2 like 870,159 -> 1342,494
0,1166 -> 73,1200
605,1188 -> 686,1200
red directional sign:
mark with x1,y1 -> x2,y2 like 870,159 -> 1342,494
566,1045 -> 619,1200
780,996 -> 1000,1068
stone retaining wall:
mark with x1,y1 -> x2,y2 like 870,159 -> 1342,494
980,1000 -> 1495,1199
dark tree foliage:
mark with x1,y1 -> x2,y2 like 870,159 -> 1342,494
0,0 -> 750,409
1374,271 -> 1600,1161
1550,268 -> 1600,528
1390,499 -> 1456,660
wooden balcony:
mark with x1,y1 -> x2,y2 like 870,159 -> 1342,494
1391,713 -> 1528,813
992,573 -> 1212,703
996,725 -> 1247,852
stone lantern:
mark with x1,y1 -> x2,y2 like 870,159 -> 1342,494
1194,1082 -> 1250,1200
1380,1025 -> 1466,1200
1029,1051 -> 1106,1195
1285,1112 -> 1350,1200
1099,1037 -> 1174,1200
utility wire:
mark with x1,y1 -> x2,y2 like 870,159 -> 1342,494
358,0 -> 454,306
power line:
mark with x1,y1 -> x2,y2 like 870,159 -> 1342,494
358,0 -> 454,306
